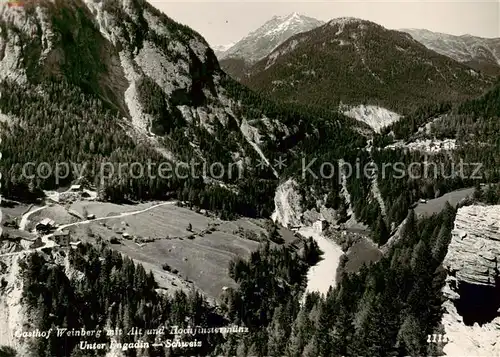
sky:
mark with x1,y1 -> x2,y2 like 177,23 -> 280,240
148,0 -> 500,47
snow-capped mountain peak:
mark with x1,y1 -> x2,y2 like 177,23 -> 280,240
220,13 -> 324,63
275,12 -> 299,20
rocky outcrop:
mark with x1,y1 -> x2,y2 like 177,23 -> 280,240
0,255 -> 30,356
271,179 -> 303,228
443,204 -> 500,287
441,298 -> 500,357
441,204 -> 500,356
271,179 -> 345,228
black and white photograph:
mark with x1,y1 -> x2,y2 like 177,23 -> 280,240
0,0 -> 499,356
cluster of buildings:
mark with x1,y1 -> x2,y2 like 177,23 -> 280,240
290,217 -> 330,234
35,218 -> 80,248
46,184 -> 97,204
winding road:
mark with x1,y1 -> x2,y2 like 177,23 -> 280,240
55,201 -> 177,231
0,201 -> 177,258
19,205 -> 48,231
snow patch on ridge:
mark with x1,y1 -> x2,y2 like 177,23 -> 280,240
267,12 -> 302,37
225,13 -> 323,63
341,104 -> 401,133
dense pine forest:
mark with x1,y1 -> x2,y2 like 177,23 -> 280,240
0,74 -> 367,221
2,74 -> 496,234
11,204 -> 456,356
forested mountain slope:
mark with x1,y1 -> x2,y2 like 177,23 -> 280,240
244,18 -> 493,115
0,0 -> 365,219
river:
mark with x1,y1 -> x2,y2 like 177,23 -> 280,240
299,226 -> 344,299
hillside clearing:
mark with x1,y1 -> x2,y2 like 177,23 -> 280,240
56,203 -> 279,299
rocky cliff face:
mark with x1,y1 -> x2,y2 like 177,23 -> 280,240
441,204 -> 500,356
271,179 -> 303,228
0,255 -> 30,356
244,17 -> 493,116
0,248 -> 130,356
444,204 -> 500,287
0,0 -> 288,170
271,178 -> 350,229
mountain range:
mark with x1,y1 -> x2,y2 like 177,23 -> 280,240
242,17 -> 492,116
402,28 -> 500,76
217,16 -> 498,128
1,1 -> 500,357
216,13 -> 324,80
